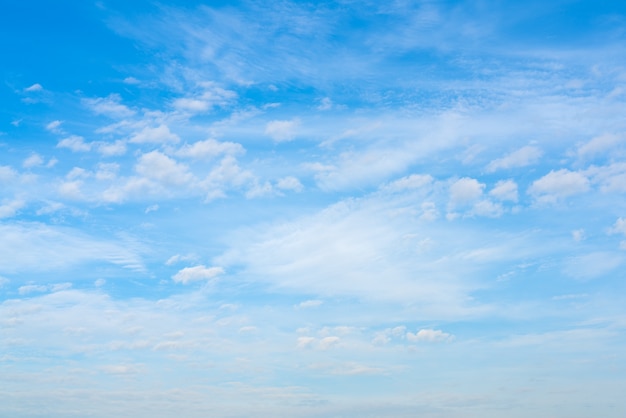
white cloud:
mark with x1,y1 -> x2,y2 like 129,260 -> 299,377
45,120 -> 63,132
58,180 -> 84,199
172,85 -> 237,113
296,299 -> 323,309
0,223 -> 144,273
123,76 -> 140,84
318,336 -> 341,350
572,229 -> 585,242
528,169 -> 590,203
486,145 -> 542,172
296,336 -> 316,349
145,204 -> 159,213
57,136 -> 92,152
385,174 -> 433,192
173,98 -> 210,112
95,163 -> 119,181
0,166 -> 17,183
576,133 -> 623,158
67,167 -> 91,180
406,329 -> 454,343
202,156 -> 255,199
23,153 -> 44,168
609,218 -> 626,236
317,97 -> 333,110
172,265 -> 224,284
83,94 -> 135,118
0,199 -> 24,219
24,83 -> 43,92
98,140 -> 127,156
176,139 -> 244,159
276,176 -> 303,192
135,151 -> 193,186
130,124 -> 180,144
449,177 -> 484,207
471,199 -> 503,218
265,119 -> 300,142
245,181 -> 274,198
18,284 -> 49,295
489,179 -> 518,202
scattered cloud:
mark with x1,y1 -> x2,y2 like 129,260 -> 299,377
489,179 -> 518,202
23,153 -> 44,168
487,145 -> 542,172
528,169 -> 590,203
172,265 -> 224,284
406,329 -> 454,343
296,299 -> 323,309
130,124 -> 180,144
576,133 -> 623,158
83,94 -> 135,118
265,119 -> 300,142
24,83 -> 43,92
176,139 -> 244,159
57,136 -> 92,152
449,177 -> 484,207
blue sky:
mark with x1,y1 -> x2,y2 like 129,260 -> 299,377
1,0 -> 626,416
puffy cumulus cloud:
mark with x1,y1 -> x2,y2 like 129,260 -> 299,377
0,166 -> 17,183
57,136 -> 92,152
486,145 -> 542,172
58,180 -> 84,200
406,328 -> 454,343
22,153 -> 44,168
98,140 -> 127,156
95,163 -> 120,181
372,326 -> 407,345
265,119 -> 300,142
83,94 -> 135,118
130,124 -> 180,144
528,169 -> 590,203
470,199 -> 503,218
201,156 -> 255,200
576,133 -> 623,158
172,265 -> 224,284
135,151 -> 193,186
276,176 -> 303,192
172,85 -> 237,113
0,199 -> 25,219
176,139 -> 244,160
489,179 -> 518,202
449,177 -> 484,207
245,181 -> 275,199
585,162 -> 626,193
609,217 -> 626,236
